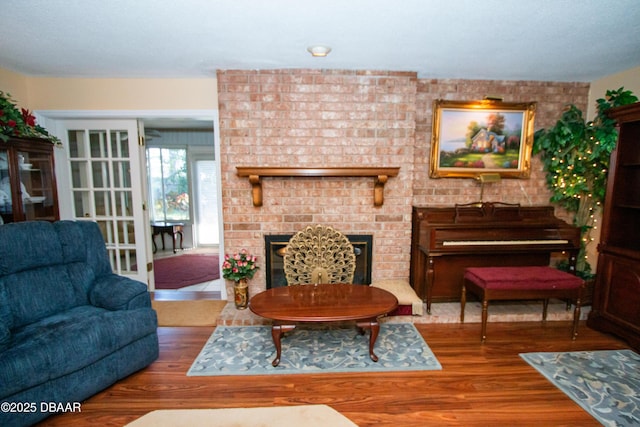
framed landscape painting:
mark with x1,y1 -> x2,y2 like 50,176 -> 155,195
430,99 -> 536,178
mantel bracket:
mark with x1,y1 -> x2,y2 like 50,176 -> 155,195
236,166 -> 400,207
248,175 -> 262,207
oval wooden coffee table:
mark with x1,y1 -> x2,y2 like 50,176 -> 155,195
250,283 -> 398,367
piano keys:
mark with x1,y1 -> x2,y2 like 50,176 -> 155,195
442,240 -> 570,246
410,202 -> 581,314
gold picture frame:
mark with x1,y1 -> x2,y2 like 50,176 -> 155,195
430,99 -> 536,179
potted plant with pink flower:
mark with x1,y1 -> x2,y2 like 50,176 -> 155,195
222,249 -> 259,309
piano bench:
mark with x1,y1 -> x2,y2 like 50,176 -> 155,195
461,266 -> 584,342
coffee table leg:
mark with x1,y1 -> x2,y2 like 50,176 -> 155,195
271,324 -> 295,367
356,319 -> 380,362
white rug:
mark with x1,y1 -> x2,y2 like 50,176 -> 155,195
126,405 -> 358,427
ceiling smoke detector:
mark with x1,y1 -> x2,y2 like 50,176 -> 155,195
307,45 -> 332,57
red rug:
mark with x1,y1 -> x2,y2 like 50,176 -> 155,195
154,254 -> 220,290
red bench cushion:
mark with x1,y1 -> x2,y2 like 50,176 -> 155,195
464,266 -> 583,290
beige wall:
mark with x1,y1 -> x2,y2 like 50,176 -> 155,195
0,67 -> 30,105
26,78 -> 218,111
587,65 -> 640,118
0,67 -> 217,110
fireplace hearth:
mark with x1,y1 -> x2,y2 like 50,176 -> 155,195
264,234 -> 373,289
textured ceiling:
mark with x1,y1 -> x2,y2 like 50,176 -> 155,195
1,0 -> 639,82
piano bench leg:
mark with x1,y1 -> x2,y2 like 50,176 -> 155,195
460,284 -> 467,323
480,300 -> 488,343
571,299 -> 581,340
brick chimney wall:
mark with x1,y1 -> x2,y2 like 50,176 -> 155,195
217,69 -> 589,299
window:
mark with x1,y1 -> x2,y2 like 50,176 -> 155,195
193,159 -> 219,245
147,147 -> 190,222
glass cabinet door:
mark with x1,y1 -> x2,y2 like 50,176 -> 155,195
0,148 -> 11,224
17,148 -> 58,221
0,138 -> 59,223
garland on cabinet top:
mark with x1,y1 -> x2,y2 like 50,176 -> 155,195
0,91 -> 61,145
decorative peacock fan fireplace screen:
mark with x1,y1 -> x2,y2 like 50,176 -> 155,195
264,234 -> 373,289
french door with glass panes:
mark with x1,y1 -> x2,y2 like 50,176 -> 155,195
60,120 -> 150,285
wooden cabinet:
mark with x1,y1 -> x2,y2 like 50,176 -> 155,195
0,137 -> 59,224
587,102 -> 640,351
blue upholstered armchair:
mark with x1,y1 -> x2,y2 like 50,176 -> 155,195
0,220 -> 159,427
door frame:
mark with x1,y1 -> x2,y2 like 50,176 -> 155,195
35,109 -> 226,299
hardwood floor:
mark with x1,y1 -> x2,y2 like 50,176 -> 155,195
38,321 -> 629,426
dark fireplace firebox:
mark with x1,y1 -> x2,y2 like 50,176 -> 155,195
264,234 -> 373,289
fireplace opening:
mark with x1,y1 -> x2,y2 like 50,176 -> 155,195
264,234 -> 373,289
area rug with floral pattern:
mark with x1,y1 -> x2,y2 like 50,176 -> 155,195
188,323 -> 441,376
520,349 -> 640,426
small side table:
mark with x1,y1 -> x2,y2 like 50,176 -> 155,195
151,222 -> 184,253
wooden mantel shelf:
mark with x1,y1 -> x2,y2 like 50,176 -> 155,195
236,166 -> 400,207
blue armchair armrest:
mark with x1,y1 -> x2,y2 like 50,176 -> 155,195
89,274 -> 151,311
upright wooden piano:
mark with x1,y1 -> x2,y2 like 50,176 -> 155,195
410,203 -> 581,313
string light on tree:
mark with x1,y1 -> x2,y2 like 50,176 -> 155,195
532,88 -> 638,278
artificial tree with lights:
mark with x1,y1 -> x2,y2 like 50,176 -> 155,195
533,87 -> 637,278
